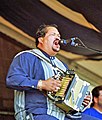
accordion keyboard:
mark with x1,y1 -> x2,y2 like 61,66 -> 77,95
55,75 -> 72,100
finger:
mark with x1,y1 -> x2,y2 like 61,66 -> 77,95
84,95 -> 91,98
52,86 -> 60,92
54,88 -> 58,92
82,101 -> 88,106
56,86 -> 60,90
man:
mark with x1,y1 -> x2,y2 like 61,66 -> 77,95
6,24 -> 98,120
83,85 -> 102,119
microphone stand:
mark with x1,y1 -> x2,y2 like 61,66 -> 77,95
76,44 -> 102,54
73,38 -> 102,54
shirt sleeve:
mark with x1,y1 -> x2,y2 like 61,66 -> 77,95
6,52 -> 42,91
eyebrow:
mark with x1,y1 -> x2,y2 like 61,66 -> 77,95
49,32 -> 60,36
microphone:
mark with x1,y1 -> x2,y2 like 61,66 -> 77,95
60,37 -> 102,54
60,37 -> 79,46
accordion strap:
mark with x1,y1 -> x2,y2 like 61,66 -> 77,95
31,50 -> 66,74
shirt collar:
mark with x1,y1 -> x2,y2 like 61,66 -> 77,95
39,48 -> 55,60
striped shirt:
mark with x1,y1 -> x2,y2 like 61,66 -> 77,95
6,49 -> 68,120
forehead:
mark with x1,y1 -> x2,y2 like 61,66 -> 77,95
46,27 -> 59,33
99,90 -> 102,95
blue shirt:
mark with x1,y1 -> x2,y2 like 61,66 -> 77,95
6,49 -> 68,115
83,107 -> 102,120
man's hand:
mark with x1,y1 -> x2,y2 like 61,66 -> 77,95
82,91 -> 92,111
41,77 -> 61,92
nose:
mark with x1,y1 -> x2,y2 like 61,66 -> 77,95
55,33 -> 61,40
56,36 -> 61,41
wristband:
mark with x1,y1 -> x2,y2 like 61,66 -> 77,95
37,80 -> 42,91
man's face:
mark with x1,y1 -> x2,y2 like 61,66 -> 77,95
98,90 -> 102,107
41,26 -> 61,56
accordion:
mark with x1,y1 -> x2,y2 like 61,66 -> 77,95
47,70 -> 90,113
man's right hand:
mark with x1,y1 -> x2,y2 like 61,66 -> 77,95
42,77 -> 61,92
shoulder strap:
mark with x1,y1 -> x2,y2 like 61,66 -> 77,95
14,49 -> 67,74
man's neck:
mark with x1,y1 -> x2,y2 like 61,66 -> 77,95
93,105 -> 102,113
37,47 -> 57,56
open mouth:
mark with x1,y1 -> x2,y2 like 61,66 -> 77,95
52,39 -> 61,52
53,39 -> 60,45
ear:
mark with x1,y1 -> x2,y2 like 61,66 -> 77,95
38,37 -> 43,44
94,97 -> 98,104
